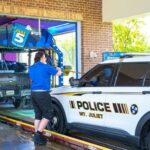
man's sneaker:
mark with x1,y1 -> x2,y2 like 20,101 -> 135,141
33,133 -> 47,145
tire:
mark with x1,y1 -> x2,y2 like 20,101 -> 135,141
12,97 -> 25,109
144,132 -> 150,150
47,104 -> 66,134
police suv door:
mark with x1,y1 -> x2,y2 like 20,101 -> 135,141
105,62 -> 150,136
67,64 -> 116,129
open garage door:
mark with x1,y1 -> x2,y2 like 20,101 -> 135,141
0,15 -> 79,86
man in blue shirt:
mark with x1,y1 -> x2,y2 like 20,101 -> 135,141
29,51 -> 61,145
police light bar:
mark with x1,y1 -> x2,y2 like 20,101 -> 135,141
120,53 -> 150,58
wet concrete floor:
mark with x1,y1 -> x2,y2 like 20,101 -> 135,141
0,122 -> 73,150
69,130 -> 139,150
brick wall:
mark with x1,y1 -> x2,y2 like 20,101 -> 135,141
0,0 -> 112,73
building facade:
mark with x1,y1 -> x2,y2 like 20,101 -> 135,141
0,0 -> 112,73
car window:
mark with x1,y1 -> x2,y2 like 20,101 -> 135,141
115,63 -> 149,86
144,71 -> 150,86
0,60 -> 27,72
0,61 -> 8,70
6,61 -> 27,72
79,64 -> 116,87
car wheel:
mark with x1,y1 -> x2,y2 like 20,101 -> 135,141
12,97 -> 25,109
47,104 -> 66,134
144,132 -> 150,150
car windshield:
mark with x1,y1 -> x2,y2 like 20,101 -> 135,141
79,64 -> 115,87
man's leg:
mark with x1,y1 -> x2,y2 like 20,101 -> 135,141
31,93 -> 42,132
31,92 -> 47,145
33,118 -> 48,145
37,92 -> 53,134
37,118 -> 49,132
33,92 -> 53,144
34,119 -> 41,132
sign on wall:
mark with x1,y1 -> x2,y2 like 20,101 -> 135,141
12,23 -> 31,48
102,52 -> 125,61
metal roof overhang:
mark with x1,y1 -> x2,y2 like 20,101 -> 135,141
103,0 -> 150,21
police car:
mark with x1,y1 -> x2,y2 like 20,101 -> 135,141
49,54 -> 150,150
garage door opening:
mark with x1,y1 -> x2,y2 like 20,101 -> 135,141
0,15 -> 80,86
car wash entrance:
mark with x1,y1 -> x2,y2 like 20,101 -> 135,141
0,15 -> 79,108
0,15 -> 79,86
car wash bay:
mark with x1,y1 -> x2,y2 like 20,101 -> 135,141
0,15 -> 78,86
0,15 -> 78,108
0,15 -> 140,150
0,15 -> 80,150
0,15 -> 113,150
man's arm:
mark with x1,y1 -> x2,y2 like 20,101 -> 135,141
56,67 -> 62,76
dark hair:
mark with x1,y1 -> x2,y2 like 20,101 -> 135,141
34,51 -> 45,63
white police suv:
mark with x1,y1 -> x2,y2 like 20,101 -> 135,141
49,54 -> 150,150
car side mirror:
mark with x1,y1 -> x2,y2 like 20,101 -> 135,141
69,77 -> 80,87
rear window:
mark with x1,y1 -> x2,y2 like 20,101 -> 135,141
115,63 -> 150,86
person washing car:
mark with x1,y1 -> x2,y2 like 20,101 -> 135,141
29,50 -> 62,145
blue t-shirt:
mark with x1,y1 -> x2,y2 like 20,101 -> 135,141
29,62 -> 58,91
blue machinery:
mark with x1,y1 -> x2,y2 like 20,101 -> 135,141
35,29 -> 64,86
0,23 -> 64,86
48,33 -> 64,86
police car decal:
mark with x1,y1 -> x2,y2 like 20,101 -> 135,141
53,91 -> 101,96
130,104 -> 138,115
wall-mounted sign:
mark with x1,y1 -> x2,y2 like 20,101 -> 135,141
102,52 -> 126,61
12,23 -> 31,47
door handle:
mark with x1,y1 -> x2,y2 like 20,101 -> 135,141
92,91 -> 102,94
142,91 -> 150,94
